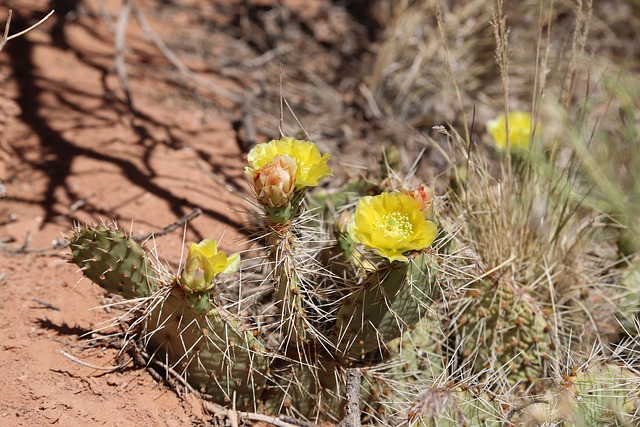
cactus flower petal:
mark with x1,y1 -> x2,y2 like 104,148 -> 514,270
221,252 -> 241,275
348,192 -> 437,262
486,111 -> 532,151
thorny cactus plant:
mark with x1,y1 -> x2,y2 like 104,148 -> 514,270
445,277 -> 552,391
68,137 -> 442,420
68,133 -> 640,424
407,362 -> 640,426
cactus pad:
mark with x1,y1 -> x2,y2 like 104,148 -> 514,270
145,287 -> 270,410
449,278 -> 551,389
69,224 -> 154,299
333,252 -> 440,360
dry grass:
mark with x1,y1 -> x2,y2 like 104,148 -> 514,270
365,0 -> 640,423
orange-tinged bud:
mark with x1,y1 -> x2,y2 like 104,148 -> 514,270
253,155 -> 297,207
403,185 -> 435,219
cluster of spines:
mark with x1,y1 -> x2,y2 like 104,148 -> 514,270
69,223 -> 271,412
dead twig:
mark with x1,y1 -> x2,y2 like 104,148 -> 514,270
133,5 -> 242,103
238,412 -> 307,427
275,415 -> 313,427
32,297 -> 61,311
242,43 -> 294,69
337,368 -> 362,427
59,349 -> 131,371
114,0 -> 136,113
132,207 -> 202,242
139,350 -> 196,393
0,9 -> 55,53
0,238 -> 66,254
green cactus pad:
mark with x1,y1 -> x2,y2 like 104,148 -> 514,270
264,358 -> 344,420
387,316 -> 445,380
450,278 -> 551,389
69,224 -> 154,299
333,252 -> 440,360
146,286 -> 271,410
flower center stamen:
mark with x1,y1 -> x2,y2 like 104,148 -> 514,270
375,212 -> 413,240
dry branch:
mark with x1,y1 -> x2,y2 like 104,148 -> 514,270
0,9 -> 55,53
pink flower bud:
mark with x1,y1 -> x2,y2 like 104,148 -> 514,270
404,185 -> 435,219
253,155 -> 297,207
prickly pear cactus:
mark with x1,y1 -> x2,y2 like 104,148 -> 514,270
69,223 -> 270,411
448,278 -> 552,390
68,137 -> 444,421
145,287 -> 270,409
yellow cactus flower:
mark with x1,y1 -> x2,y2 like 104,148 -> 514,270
348,192 -> 437,263
253,155 -> 297,207
181,239 -> 240,292
246,137 -> 332,189
486,111 -> 532,151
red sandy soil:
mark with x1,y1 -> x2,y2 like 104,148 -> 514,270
0,0 -> 383,424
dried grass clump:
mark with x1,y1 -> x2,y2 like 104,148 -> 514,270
371,0 -> 639,135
